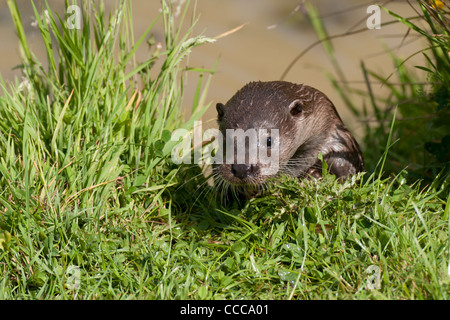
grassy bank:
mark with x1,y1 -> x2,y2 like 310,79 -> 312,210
0,0 -> 448,299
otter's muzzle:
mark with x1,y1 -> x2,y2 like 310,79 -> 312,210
231,164 -> 258,180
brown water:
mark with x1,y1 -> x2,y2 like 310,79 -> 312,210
0,0 -> 425,137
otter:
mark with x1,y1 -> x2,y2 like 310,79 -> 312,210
214,81 -> 364,189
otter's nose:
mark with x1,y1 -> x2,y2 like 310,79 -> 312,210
231,164 -> 257,180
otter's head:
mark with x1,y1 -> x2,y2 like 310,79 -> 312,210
214,81 -> 342,186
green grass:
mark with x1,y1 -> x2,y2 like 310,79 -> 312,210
302,0 -> 450,186
0,0 -> 449,299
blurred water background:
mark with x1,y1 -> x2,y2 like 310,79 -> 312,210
0,0 -> 426,137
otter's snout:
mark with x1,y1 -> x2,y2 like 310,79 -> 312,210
231,164 -> 258,180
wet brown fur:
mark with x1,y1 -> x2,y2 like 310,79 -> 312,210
215,81 -> 364,187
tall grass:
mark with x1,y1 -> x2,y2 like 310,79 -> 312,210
0,0 -> 214,298
0,0 -> 448,300
302,0 -> 449,187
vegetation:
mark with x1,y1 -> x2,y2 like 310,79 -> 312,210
303,0 -> 449,187
0,0 -> 448,299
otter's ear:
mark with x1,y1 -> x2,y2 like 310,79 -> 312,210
288,99 -> 304,116
216,103 -> 225,121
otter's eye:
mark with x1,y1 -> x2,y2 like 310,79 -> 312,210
267,137 -> 272,148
